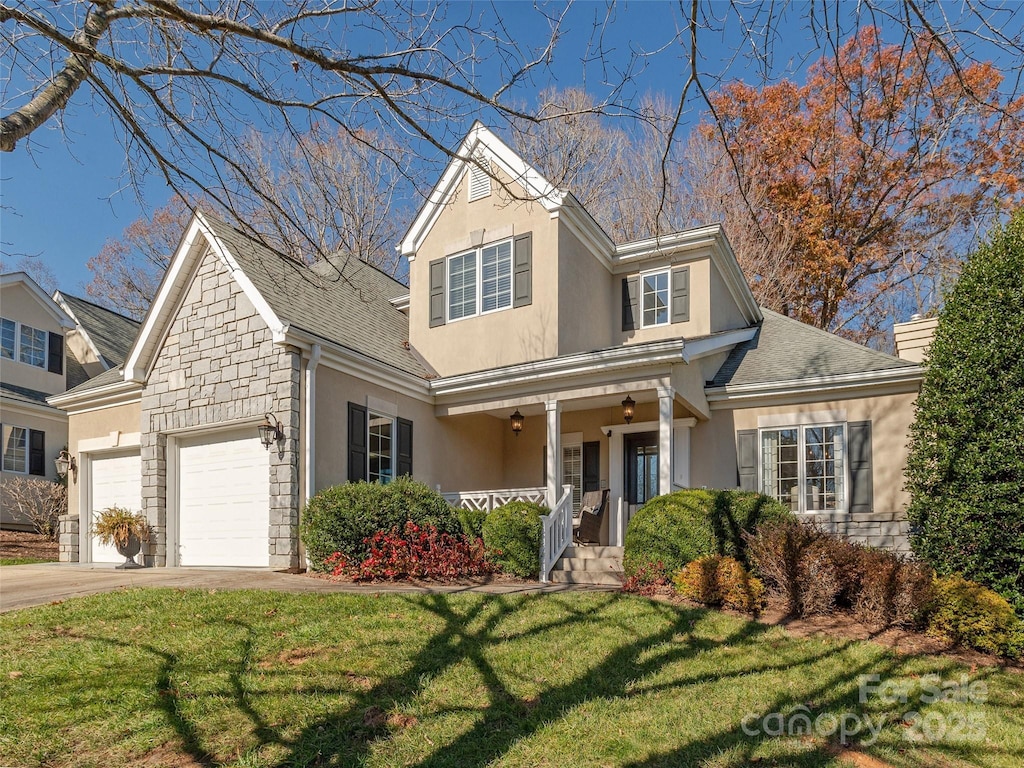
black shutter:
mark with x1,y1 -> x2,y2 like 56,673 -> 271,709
736,429 -> 757,491
848,421 -> 873,514
396,418 -> 413,478
622,276 -> 639,331
428,258 -> 446,327
513,232 -> 533,308
583,441 -> 600,493
28,430 -> 45,476
671,267 -> 690,324
347,402 -> 368,482
47,332 -> 63,375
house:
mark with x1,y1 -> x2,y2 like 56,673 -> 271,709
1,272 -> 139,530
50,123 -> 926,579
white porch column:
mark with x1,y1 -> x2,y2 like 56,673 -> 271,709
658,386 -> 674,496
545,399 -> 561,507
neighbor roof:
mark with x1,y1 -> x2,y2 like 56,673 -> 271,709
201,215 -> 431,379
709,309 -> 917,388
57,293 -> 140,367
1,381 -> 53,406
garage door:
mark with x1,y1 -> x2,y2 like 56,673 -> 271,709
177,429 -> 270,566
89,450 -> 142,564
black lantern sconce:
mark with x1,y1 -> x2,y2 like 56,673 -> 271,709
510,409 -> 524,437
621,395 -> 636,425
258,413 -> 284,449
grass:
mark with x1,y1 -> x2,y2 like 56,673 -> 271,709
1,589 -> 1021,768
0,557 -> 52,566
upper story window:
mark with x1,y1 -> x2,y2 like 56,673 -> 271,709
0,317 -> 49,369
760,424 -> 846,513
447,238 -> 513,321
641,270 -> 670,327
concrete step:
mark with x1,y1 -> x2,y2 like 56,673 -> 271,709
554,557 -> 624,573
562,545 -> 624,559
549,569 -> 624,586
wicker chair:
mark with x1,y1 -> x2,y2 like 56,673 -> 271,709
575,488 -> 609,545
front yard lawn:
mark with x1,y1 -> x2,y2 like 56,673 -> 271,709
1,589 -> 1021,768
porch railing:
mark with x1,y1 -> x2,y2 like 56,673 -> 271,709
539,484 -> 574,583
441,487 -> 547,512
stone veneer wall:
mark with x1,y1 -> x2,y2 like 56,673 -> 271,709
58,514 -> 79,562
806,510 -> 910,554
140,249 -> 301,568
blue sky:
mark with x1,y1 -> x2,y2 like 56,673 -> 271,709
1,1 -> 1019,296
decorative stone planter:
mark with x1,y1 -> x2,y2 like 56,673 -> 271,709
115,535 -> 144,569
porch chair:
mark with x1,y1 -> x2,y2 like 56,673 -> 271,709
575,488 -> 610,545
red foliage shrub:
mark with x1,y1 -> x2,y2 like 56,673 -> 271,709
622,561 -> 671,596
324,522 -> 496,581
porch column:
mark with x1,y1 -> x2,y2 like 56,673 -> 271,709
658,386 -> 674,496
545,399 -> 561,507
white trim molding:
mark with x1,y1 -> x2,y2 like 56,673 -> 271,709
706,366 -> 924,407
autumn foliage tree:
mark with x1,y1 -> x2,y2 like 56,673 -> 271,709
700,27 -> 1024,339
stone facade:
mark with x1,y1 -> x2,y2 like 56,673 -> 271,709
58,514 -> 79,562
807,510 -> 910,553
139,248 -> 301,568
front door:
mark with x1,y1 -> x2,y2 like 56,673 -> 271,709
624,431 -> 659,506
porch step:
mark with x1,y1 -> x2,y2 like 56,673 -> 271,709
549,568 -> 624,586
550,545 -> 624,586
562,545 -> 624,559
555,557 -> 624,573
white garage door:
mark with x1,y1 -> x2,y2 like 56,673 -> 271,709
89,450 -> 142,564
177,429 -> 270,566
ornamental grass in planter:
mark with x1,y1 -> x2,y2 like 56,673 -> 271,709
92,506 -> 150,568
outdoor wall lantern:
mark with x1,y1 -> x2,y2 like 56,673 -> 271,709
621,395 -> 636,425
258,413 -> 284,449
510,409 -> 524,437
54,449 -> 77,480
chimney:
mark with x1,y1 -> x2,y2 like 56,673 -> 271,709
893,315 -> 939,363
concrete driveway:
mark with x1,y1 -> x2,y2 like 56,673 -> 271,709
0,564 -> 604,613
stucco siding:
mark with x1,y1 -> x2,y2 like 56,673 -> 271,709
557,222 -> 613,355
616,253 -> 714,345
0,404 -> 69,528
1,282 -> 67,395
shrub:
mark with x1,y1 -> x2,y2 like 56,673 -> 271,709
854,548 -> 934,628
673,555 -> 765,614
622,562 -> 671,596
905,210 -> 1024,615
623,488 -> 791,578
92,506 -> 150,548
482,501 -> 546,578
326,522 -> 495,581
456,507 -> 488,540
2,476 -> 67,540
925,575 -> 1022,657
301,478 -> 461,571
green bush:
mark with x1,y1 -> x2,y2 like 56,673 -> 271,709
456,507 -> 488,541
925,575 -> 1023,658
301,478 -> 461,571
482,501 -> 546,578
905,210 -> 1024,615
623,488 -> 791,578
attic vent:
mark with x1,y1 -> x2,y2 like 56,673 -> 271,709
468,156 -> 491,201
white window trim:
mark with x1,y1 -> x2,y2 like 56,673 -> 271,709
0,317 -> 49,370
446,237 -> 515,322
757,422 -> 851,515
367,409 -> 396,484
639,268 -> 671,329
2,424 -> 30,474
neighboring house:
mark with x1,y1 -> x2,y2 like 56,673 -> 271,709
51,123 -> 927,578
0,273 -> 139,529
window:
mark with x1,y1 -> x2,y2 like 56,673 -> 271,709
1,318 -> 14,360
641,270 -> 669,327
19,325 -> 47,367
447,238 -> 513,320
761,424 -> 845,512
367,411 -> 394,484
2,425 -> 28,473
562,444 -> 583,513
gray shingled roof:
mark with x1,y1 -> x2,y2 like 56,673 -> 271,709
65,349 -> 90,390
57,365 -> 127,399
202,215 -> 430,378
709,308 -> 917,388
1,382 -> 53,406
59,294 -> 140,367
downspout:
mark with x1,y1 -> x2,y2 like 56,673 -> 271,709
304,344 -> 322,507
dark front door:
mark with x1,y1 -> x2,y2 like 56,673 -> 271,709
624,431 -> 659,505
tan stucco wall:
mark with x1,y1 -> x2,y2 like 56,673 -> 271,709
691,390 -> 920,514
616,253 -> 715,345
0,283 -> 67,395
314,366 -> 505,494
64,400 -> 142,523
557,223 -> 614,355
407,167 -> 562,376
709,261 -> 749,333
0,402 -> 69,528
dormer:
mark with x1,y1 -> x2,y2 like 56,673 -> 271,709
0,272 -> 73,396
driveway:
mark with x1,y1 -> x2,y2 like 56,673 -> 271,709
0,564 -> 604,612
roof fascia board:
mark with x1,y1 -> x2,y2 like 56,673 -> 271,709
1,273 -> 75,329
613,226 -> 723,264
47,379 -> 142,412
52,292 -> 110,371
276,326 -> 432,403
705,366 -> 924,405
681,326 -> 758,363
1,394 -> 67,418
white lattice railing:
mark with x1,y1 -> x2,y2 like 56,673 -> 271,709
539,484 -> 574,583
442,487 -> 547,513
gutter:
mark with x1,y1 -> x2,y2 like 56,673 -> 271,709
705,366 -> 925,403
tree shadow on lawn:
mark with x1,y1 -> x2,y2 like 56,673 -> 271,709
59,592 -> 1019,768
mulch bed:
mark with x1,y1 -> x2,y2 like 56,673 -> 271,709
0,529 -> 58,561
